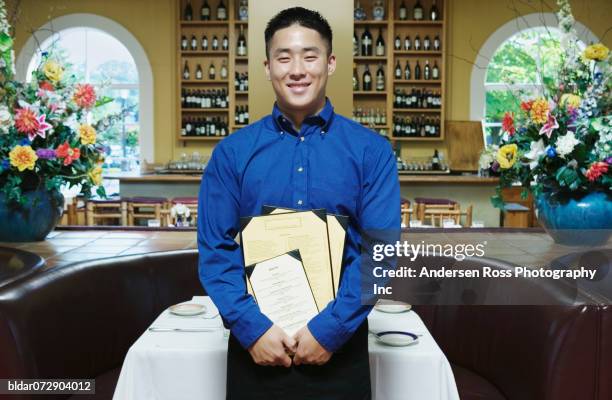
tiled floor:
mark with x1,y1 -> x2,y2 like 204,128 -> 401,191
0,228 -> 609,270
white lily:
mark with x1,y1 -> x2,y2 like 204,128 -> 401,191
524,139 -> 546,169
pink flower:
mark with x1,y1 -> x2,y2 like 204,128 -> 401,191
73,84 -> 97,109
539,112 -> 559,139
14,107 -> 52,141
585,162 -> 609,182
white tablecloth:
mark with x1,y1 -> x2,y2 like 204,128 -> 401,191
113,296 -> 459,400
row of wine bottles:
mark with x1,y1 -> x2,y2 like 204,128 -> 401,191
394,88 -> 442,109
234,72 -> 249,91
181,89 -> 230,109
183,60 -> 228,80
352,107 -> 387,126
393,116 -> 441,137
353,28 -> 441,57
180,26 -> 247,55
353,0 -> 441,22
393,59 -> 440,80
393,88 -> 442,108
352,64 -> 386,91
234,105 -> 250,125
182,116 -> 229,137
184,0 -> 249,22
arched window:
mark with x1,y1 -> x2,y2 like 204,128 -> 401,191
469,13 -> 598,146
26,27 -> 141,173
16,13 -> 154,176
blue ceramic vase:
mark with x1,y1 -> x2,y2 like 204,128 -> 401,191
535,190 -> 612,246
0,189 -> 64,242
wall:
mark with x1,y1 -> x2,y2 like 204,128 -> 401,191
8,0 -> 612,164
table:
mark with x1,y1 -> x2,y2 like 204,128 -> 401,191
113,297 -> 459,400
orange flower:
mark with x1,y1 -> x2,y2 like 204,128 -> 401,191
585,162 -> 609,182
530,98 -> 549,124
14,108 -> 39,135
9,145 -> 38,172
73,84 -> 97,109
56,142 -> 81,166
520,100 -> 534,112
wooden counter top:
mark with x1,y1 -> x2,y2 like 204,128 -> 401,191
106,172 -> 499,185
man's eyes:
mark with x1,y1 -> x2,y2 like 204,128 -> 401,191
275,55 -> 318,62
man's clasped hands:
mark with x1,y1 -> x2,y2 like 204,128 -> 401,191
248,324 -> 332,367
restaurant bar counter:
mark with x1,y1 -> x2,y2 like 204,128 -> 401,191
0,229 -> 610,400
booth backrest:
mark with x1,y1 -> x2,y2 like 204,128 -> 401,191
0,250 -> 204,399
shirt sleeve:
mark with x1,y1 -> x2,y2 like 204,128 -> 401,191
197,143 -> 273,349
307,138 -> 401,352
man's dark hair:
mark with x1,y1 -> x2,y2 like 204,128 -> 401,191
264,7 -> 333,58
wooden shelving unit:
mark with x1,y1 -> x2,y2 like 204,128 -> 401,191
177,0 -> 249,141
353,0 -> 447,143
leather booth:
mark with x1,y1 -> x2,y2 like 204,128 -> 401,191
0,249 -> 609,400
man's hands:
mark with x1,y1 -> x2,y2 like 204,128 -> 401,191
248,325 -> 296,367
292,326 -> 332,366
247,325 -> 333,367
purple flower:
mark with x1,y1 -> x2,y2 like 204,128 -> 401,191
491,161 -> 500,172
0,159 -> 9,171
35,148 -> 57,159
605,157 -> 612,165
546,146 -> 557,158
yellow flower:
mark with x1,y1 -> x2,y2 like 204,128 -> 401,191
559,93 -> 581,109
9,145 -> 38,172
88,166 -> 103,186
496,144 -> 518,169
79,124 -> 97,145
582,43 -> 609,61
530,98 -> 549,124
42,60 -> 64,83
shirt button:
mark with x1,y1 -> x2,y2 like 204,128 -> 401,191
298,167 -> 303,172
300,137 -> 305,142
297,200 -> 303,205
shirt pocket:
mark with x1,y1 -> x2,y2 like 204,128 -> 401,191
310,177 -> 359,215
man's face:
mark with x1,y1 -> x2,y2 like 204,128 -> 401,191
265,24 -> 336,112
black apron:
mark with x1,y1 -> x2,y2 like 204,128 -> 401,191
226,320 -> 371,400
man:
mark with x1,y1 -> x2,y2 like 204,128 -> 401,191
197,7 -> 400,400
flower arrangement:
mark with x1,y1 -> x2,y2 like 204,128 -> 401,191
0,0 -> 110,207
481,0 -> 611,208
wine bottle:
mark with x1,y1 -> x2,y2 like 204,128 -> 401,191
201,35 -> 209,50
423,35 -> 430,51
220,59 -> 228,79
413,0 -> 424,21
361,27 -> 372,57
184,0 -> 193,20
394,35 -> 401,50
190,35 -> 197,51
362,64 -> 372,91
217,0 -> 227,20
394,60 -> 402,79
183,61 -> 190,80
424,60 -> 430,80
212,35 -> 219,51
430,0 -> 440,21
414,60 -> 421,80
238,0 -> 248,21
404,60 -> 411,80
404,35 -> 411,50
432,60 -> 439,79
376,63 -> 385,91
414,34 -> 421,51
375,28 -> 385,56
222,35 -> 229,51
352,63 -> 359,90
434,35 -> 441,51
201,0 -> 210,20
195,63 -> 203,80
372,0 -> 385,21
237,25 -> 247,56
208,62 -> 216,80
353,33 -> 359,56
399,0 -> 407,21
181,35 -> 188,51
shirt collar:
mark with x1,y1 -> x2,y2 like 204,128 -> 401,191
272,98 -> 335,135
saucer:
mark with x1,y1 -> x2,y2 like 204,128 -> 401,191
374,300 -> 412,313
169,303 -> 207,316
375,331 -> 419,347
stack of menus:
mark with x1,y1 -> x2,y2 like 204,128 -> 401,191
240,206 -> 349,336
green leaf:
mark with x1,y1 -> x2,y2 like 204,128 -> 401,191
96,185 -> 107,199
0,32 -> 13,52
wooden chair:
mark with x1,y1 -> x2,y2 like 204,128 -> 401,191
414,197 -> 459,225
127,197 -> 167,226
422,205 -> 473,227
86,198 -> 128,226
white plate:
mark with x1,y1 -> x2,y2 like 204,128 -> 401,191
169,303 -> 207,316
374,301 -> 412,313
375,331 -> 419,347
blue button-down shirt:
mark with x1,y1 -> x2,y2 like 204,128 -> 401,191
197,99 -> 400,352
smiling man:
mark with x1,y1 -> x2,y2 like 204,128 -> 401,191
197,7 -> 400,400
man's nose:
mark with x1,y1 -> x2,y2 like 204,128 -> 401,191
289,58 -> 306,78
